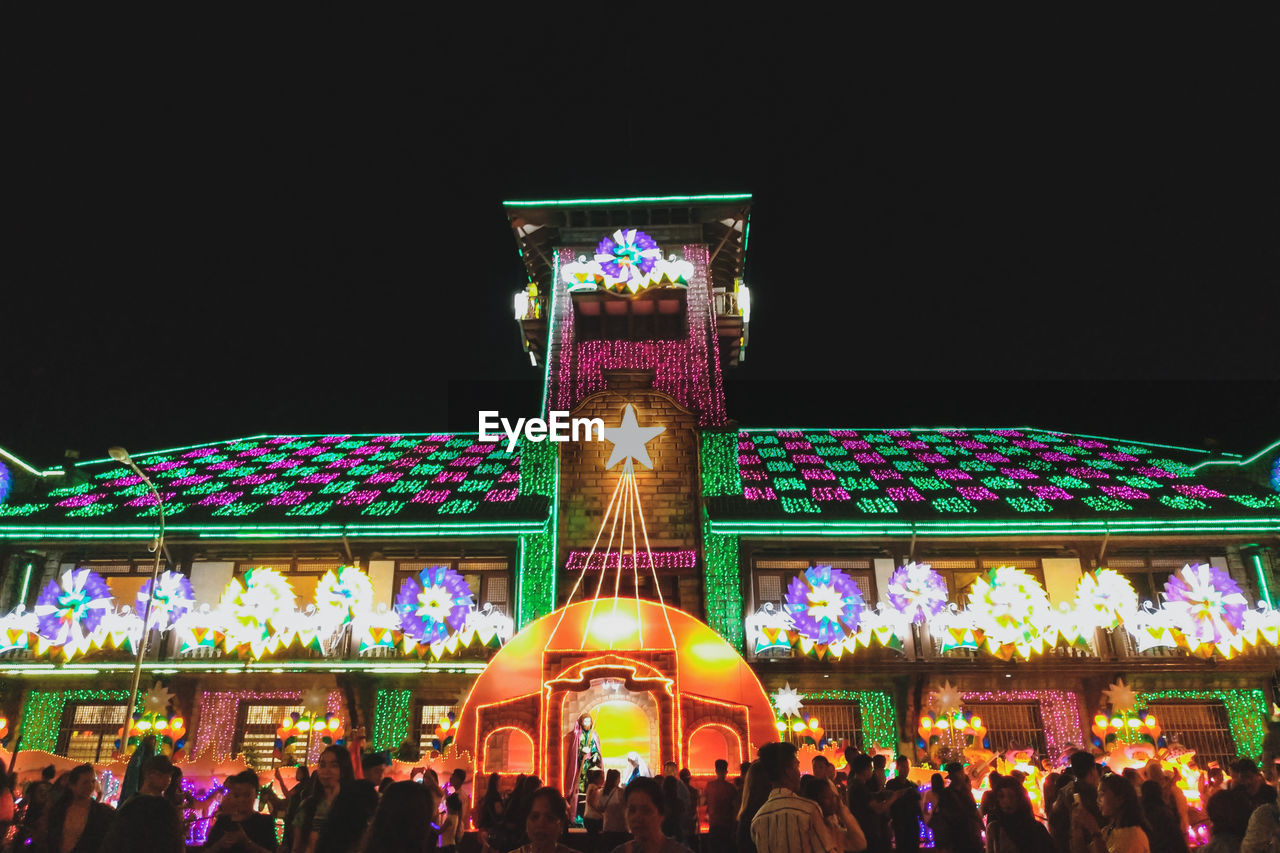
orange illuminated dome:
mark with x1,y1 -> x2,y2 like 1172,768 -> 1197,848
454,598 -> 777,784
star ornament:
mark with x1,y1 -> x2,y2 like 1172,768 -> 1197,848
773,683 -> 805,718
1103,678 -> 1138,715
602,404 -> 665,470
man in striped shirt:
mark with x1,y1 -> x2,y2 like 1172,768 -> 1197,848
751,743 -> 843,853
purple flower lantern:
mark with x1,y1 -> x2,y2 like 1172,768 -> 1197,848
395,565 -> 474,644
34,568 -> 113,645
785,565 -> 864,645
1163,562 -> 1248,646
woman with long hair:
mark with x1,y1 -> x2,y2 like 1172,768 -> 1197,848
923,773 -> 951,852
476,773 -> 505,851
316,778 -> 378,853
284,745 -> 355,853
984,777 -> 1051,852
1073,774 -> 1150,853
659,776 -> 685,844
597,769 -> 628,852
799,776 -> 868,852
609,777 -> 685,853
1138,780 -> 1187,853
37,764 -> 115,853
364,781 -> 434,853
735,763 -> 772,853
512,786 -> 575,853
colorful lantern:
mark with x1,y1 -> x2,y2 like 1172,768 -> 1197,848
1075,569 -> 1139,630
136,571 -> 196,631
785,565 -> 864,645
220,567 -> 295,656
394,565 -> 472,644
275,710 -> 346,763
116,683 -> 187,757
885,562 -> 949,625
315,565 -> 375,625
1163,563 -> 1249,650
34,568 -> 113,650
966,566 -> 1051,659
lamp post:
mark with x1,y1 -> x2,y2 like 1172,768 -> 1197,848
109,446 -> 166,728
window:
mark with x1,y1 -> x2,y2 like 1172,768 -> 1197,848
572,291 -> 689,342
1101,555 -> 1213,607
964,702 -> 1047,756
924,559 -> 1045,607
76,560 -> 190,616
751,558 -> 876,610
235,703 -> 303,770
395,559 -> 511,618
785,703 -> 862,751
416,700 -> 459,757
1147,702 -> 1235,768
59,702 -> 128,763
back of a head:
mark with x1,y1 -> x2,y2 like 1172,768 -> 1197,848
850,754 -> 873,776
317,780 -> 380,853
1098,774 -> 1144,829
739,763 -> 772,822
143,754 -> 174,777
102,792 -> 182,853
1208,787 -> 1254,838
42,765 -> 56,781
368,781 -> 433,853
930,773 -> 945,794
757,742 -> 798,786
1139,780 -> 1166,815
1230,758 -> 1259,779
715,759 -> 729,776
1069,751 -> 1097,780
798,775 -> 828,804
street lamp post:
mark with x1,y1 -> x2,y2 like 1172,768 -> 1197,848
108,446 -> 166,728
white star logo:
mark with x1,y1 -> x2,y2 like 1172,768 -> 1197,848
602,404 -> 666,470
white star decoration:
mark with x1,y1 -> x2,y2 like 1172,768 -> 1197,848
773,683 -> 804,718
143,682 -> 174,714
301,688 -> 330,714
602,404 -> 665,470
930,680 -> 963,715
1103,678 -> 1138,714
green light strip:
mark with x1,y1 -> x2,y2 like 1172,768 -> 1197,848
703,510 -> 744,649
0,446 -> 55,478
0,520 -> 545,539
21,689 -> 143,753
1190,438 -> 1280,472
1253,553 -> 1273,607
503,193 -> 752,207
1138,689 -> 1268,759
372,689 -> 413,752
802,690 -> 897,753
736,426 -> 1209,456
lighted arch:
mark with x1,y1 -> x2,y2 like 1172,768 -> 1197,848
482,726 -> 535,775
455,598 -> 776,783
687,723 -> 742,775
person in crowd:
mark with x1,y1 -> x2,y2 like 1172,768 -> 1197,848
1201,787 -> 1252,853
627,754 -> 653,785
597,769 -> 629,853
276,766 -> 310,801
678,769 -> 699,844
422,768 -> 445,817
798,775 -> 867,852
662,763 -> 693,827
284,744 -> 354,853
1050,752 -> 1101,853
1142,759 -> 1189,834
980,771 -> 1003,826
1073,773 -> 1150,853
1120,769 -> 1141,796
1232,758 -> 1278,811
1263,721 -> 1280,783
984,776 -> 1051,853
361,755 -> 386,790
1241,797 -> 1280,853
750,742 -> 839,853
440,793 -> 464,853
476,772 -> 505,851
19,764 -> 58,847
869,756 -> 886,795
922,774 -> 946,845
702,760 -> 737,853
608,776 -> 685,853
363,780 -> 434,853
207,769 -> 280,852
514,786 -> 575,853
1138,779 -> 1187,853
102,754 -> 184,852
846,753 -> 890,853
1042,773 -> 1061,820
735,763 -> 751,795
938,763 -> 982,853
661,776 -> 687,844
584,769 -> 606,840
446,768 -> 471,829
36,763 -> 115,853
884,756 -> 921,853
736,763 -> 772,853
317,778 -> 378,853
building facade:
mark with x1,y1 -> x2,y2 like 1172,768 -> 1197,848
2,194 -> 1279,805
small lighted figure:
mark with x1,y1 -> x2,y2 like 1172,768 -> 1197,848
564,713 -> 602,820
625,751 -> 652,784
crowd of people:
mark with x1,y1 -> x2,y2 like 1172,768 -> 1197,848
7,743 -> 1280,852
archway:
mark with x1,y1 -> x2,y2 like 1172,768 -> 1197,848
482,727 -> 535,775
687,724 -> 742,775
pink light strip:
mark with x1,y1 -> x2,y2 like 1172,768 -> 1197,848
962,690 -> 1084,759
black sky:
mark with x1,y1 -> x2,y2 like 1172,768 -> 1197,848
4,15 -> 1278,467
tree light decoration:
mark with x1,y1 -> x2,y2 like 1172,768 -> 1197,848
785,565 -> 864,644
1162,563 -> 1249,649
395,565 -> 473,644
34,568 -> 113,651
117,682 -> 187,757
1075,568 -> 1139,630
136,570 -> 196,631
275,709 -> 345,763
372,689 -> 412,752
314,565 -> 375,625
885,562 -> 949,625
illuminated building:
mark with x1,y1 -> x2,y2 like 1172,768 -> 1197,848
1,195 -> 1278,815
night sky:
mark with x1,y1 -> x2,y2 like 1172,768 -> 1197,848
5,20 -> 1277,468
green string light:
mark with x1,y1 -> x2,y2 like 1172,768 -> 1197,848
517,437 -> 557,628
21,689 -> 139,753
802,690 -> 897,753
372,689 -> 413,752
702,508 -> 744,650
1137,689 -> 1269,760
700,432 -> 742,498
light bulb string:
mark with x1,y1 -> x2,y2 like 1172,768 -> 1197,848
549,470 -> 626,648
630,459 -> 676,648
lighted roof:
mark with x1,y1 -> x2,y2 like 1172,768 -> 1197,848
703,428 -> 1280,534
0,433 -> 553,539
503,193 -> 752,207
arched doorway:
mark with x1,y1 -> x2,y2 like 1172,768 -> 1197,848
687,724 -> 742,775
482,726 -> 535,775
